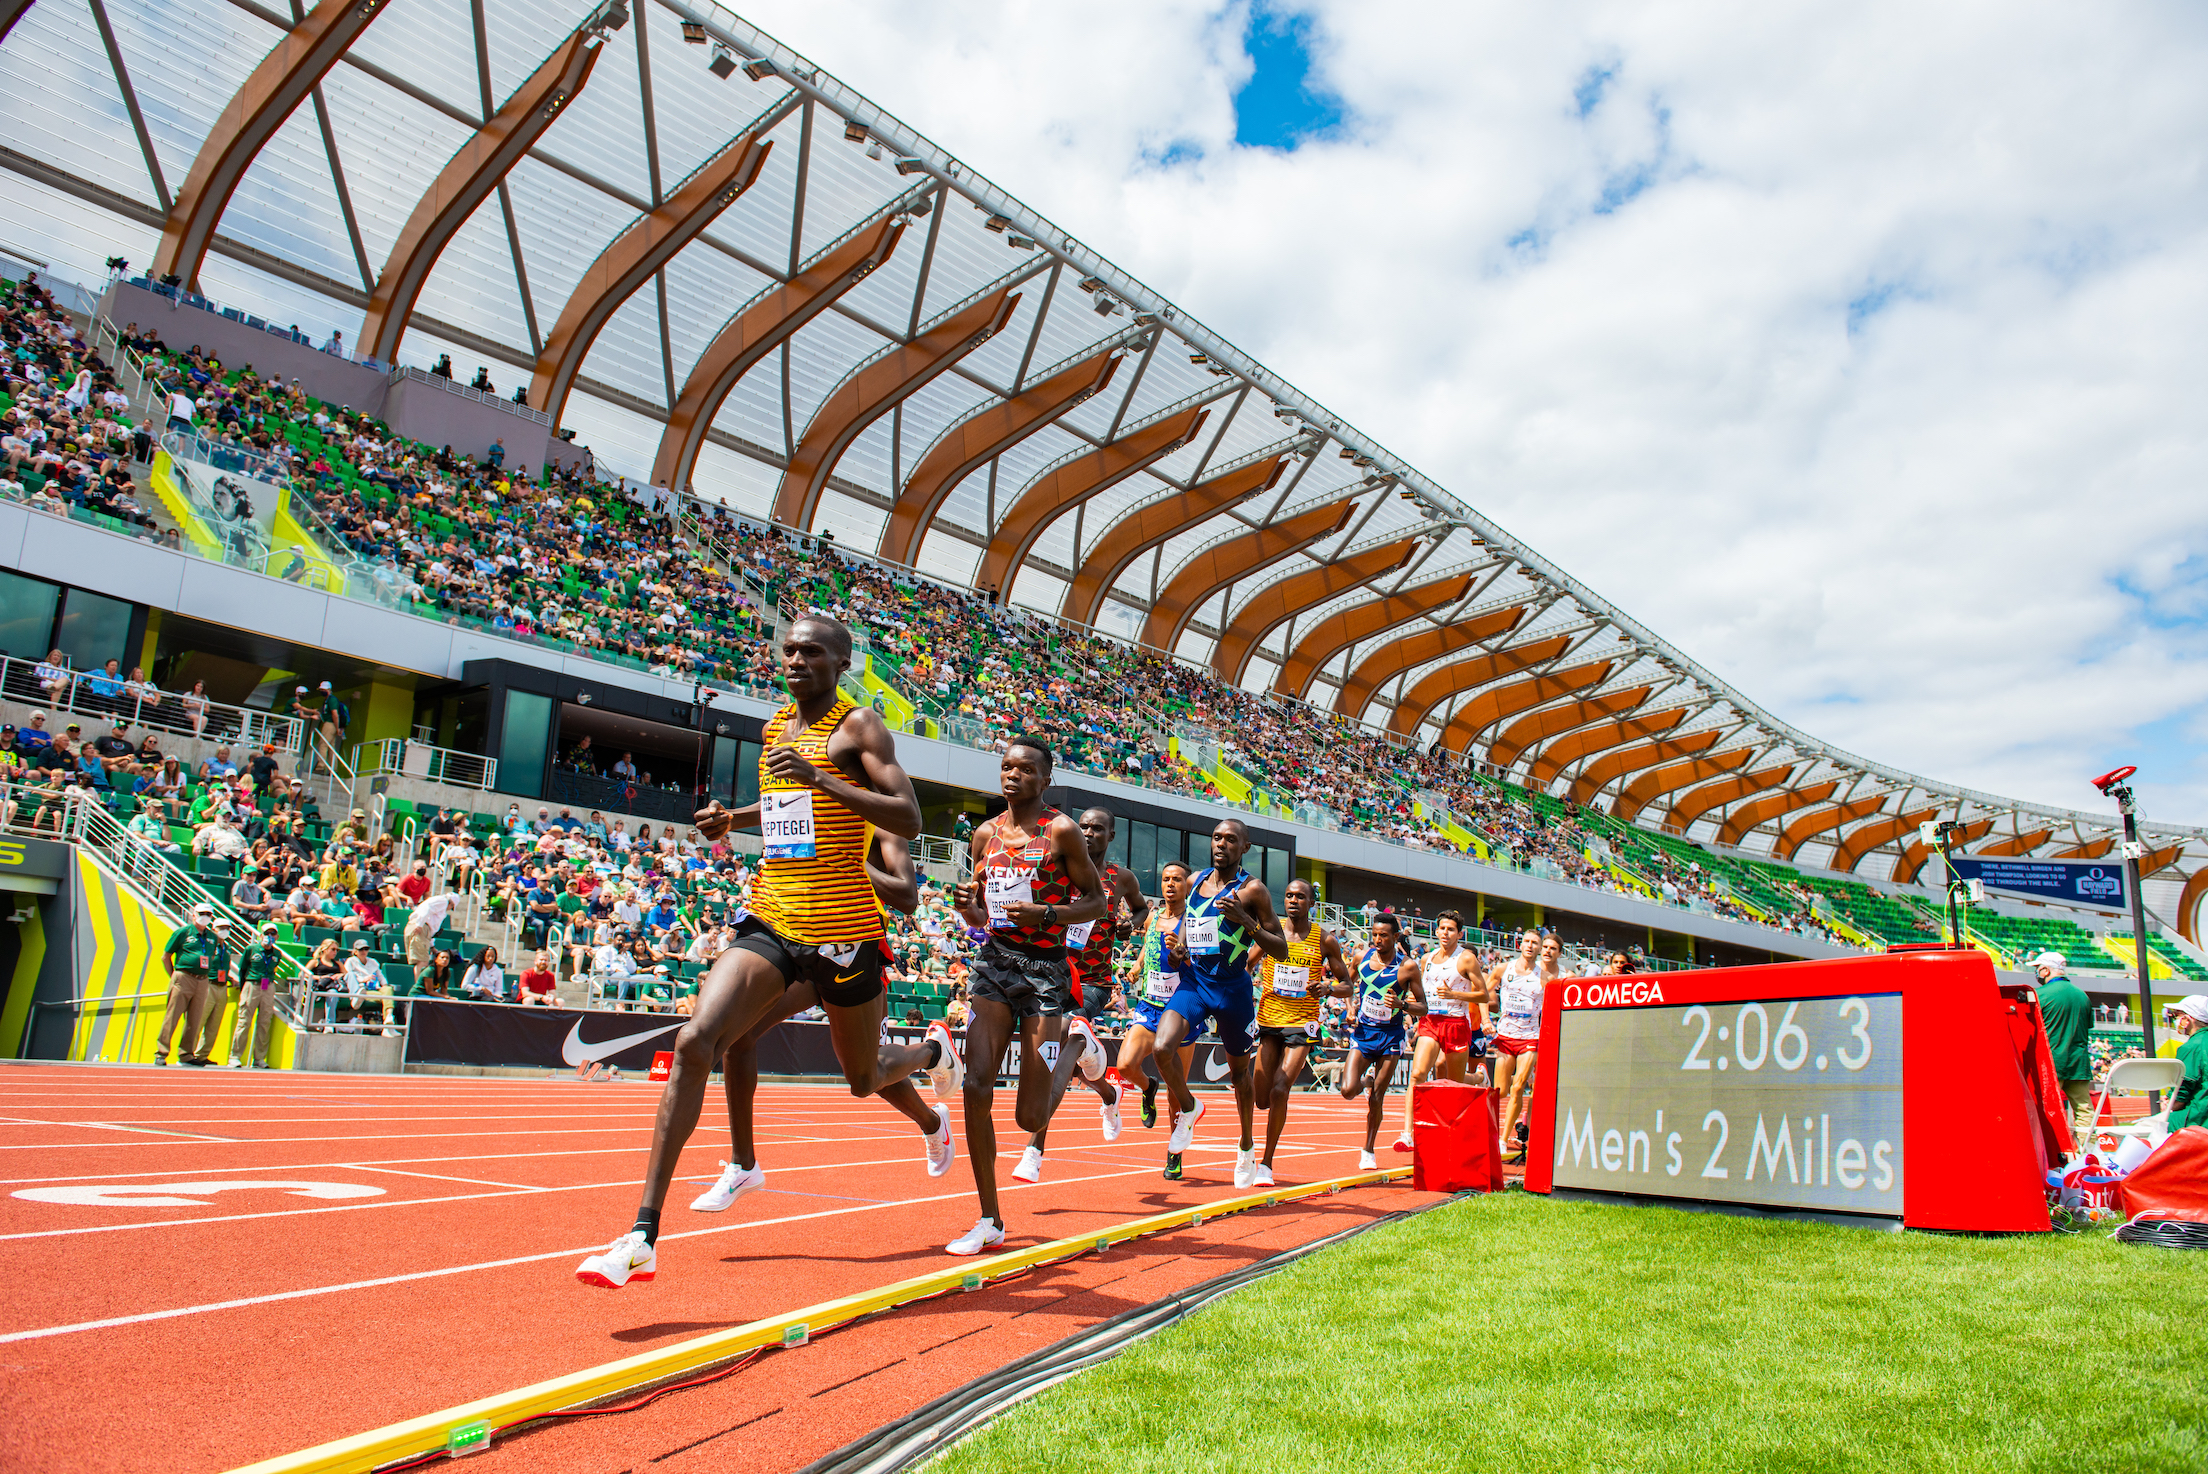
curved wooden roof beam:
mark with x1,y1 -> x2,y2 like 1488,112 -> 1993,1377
1612,749 -> 1756,823
1526,707 -> 1688,789
1439,660 -> 1614,753
974,405 -> 1209,596
1833,808 -> 1941,875
528,132 -> 773,427
1489,686 -> 1653,771
650,214 -> 906,496
1334,606 -> 1530,719
1774,796 -> 1887,862
774,287 -> 1022,531
2053,838 -> 2116,860
1660,762 -> 1796,833
1385,636 -> 1572,740
1973,828 -> 2054,859
1714,781 -> 1840,847
1565,729 -> 1721,806
1141,499 -> 1357,654
1269,573 -> 1473,701
359,29 -> 603,364
150,0 -> 392,291
2142,842 -> 2186,877
1213,539 -> 1424,684
2177,867 -> 2208,947
1059,455 -> 1286,628
878,348 -> 1123,565
1892,820 -> 1994,885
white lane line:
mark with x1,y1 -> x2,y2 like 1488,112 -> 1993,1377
0,1150 -> 1368,1346
348,1166 -> 548,1192
0,1143 -> 1350,1244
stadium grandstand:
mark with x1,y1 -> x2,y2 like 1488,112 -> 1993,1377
2,4 -> 2204,1473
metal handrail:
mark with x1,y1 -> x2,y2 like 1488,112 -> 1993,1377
0,654 -> 304,752
356,738 -> 499,791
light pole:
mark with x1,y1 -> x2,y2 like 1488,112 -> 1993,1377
2092,766 -> 2159,1110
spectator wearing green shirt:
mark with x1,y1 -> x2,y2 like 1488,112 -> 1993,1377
128,799 -> 181,855
155,903 -> 228,1067
2031,951 -> 2095,1146
2161,996 -> 2208,1133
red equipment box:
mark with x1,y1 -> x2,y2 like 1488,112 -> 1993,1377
1410,1081 -> 1505,1194
1524,949 -> 2057,1232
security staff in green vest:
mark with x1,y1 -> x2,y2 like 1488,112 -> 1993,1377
156,903 -> 229,1067
190,917 -> 239,1065
230,922 -> 288,1069
2031,950 -> 2095,1147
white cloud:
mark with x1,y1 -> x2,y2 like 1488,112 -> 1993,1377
740,0 -> 2208,823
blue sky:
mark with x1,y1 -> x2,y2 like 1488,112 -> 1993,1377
1233,6 -> 1342,150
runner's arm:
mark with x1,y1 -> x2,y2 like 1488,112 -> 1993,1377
1222,879 -> 1289,962
866,834 -> 919,915
1397,960 -> 1428,1017
1115,868 -> 1151,935
767,707 -> 923,838
952,824 -> 992,928
1320,928 -> 1354,993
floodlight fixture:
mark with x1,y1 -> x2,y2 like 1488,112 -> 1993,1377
680,20 -> 707,43
1077,276 -> 1105,293
1006,235 -> 1036,250
1092,293 -> 1122,316
708,46 -> 738,78
741,55 -> 778,80
598,1 -> 629,31
908,195 -> 934,216
865,142 -> 883,160
895,157 -> 931,176
983,214 -> 1011,233
1188,352 -> 1209,365
843,119 -> 869,143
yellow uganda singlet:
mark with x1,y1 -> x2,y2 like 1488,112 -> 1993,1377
1256,919 -> 1326,1028
744,698 -> 883,946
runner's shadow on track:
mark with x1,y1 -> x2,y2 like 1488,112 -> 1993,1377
714,1245 -> 957,1268
609,1320 -> 741,1343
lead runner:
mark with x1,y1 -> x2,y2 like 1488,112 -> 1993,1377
576,614 -> 956,1289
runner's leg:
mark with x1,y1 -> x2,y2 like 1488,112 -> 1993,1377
1261,1041 -> 1312,1168
1338,1047 -> 1371,1101
1227,1048 -> 1255,1152
1152,1007 -> 1197,1116
1362,1056 -> 1399,1154
1496,1050 -> 1534,1149
635,949 -> 788,1215
1012,1013 -> 1060,1136
960,998 -> 1018,1228
1399,1034 -> 1441,1146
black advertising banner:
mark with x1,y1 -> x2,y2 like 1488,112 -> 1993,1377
405,1002 -> 1316,1086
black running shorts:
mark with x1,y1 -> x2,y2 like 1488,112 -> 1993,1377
1256,1023 -> 1319,1051
967,938 -> 1073,1021
727,915 -> 884,1008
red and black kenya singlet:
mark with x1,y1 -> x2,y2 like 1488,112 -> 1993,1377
976,807 -> 1075,954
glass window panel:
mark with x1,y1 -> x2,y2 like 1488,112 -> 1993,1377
735,739 -> 761,808
55,589 -> 132,672
1107,822 -> 1130,875
0,572 -> 59,664
497,690 -> 554,800
1131,820 -> 1156,895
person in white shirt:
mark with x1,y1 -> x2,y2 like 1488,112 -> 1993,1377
461,946 -> 506,1002
612,889 -> 642,930
167,391 -> 196,434
403,890 -> 457,968
339,939 -> 385,1032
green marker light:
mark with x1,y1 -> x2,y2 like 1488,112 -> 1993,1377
445,1420 -> 490,1457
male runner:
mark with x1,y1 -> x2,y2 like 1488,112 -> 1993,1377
1489,929 -> 1548,1167
1014,807 -> 1149,1182
943,737 -> 1106,1254
1392,909 -> 1486,1153
578,614 -> 950,1289
687,832 -> 955,1213
1153,819 -> 1289,1188
1253,878 -> 1351,1186
1338,913 -> 1425,1170
1115,860 -> 1198,1134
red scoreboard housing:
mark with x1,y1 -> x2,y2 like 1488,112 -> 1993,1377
1524,949 -> 2060,1232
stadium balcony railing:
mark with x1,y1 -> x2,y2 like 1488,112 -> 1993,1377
0,652 -> 304,753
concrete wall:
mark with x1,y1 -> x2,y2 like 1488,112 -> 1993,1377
104,281 -> 387,411
380,373 -> 553,477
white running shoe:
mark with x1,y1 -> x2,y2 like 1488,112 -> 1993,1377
947,1217 -> 1006,1256
1392,1134 -> 1414,1154
1234,1148 -> 1257,1189
576,1230 -> 656,1288
1358,1150 -> 1378,1171
1167,1097 -> 1206,1154
1254,1161 -> 1275,1187
925,1021 -> 964,1101
689,1160 -> 764,1212
1011,1145 -> 1044,1183
1098,1090 -> 1123,1143
1067,1017 -> 1106,1081
924,1106 -> 956,1178
226,1060 -> 244,1069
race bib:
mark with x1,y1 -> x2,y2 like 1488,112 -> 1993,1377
1425,962 -> 1467,1017
1360,990 -> 1396,1023
1269,964 -> 1310,999
1144,969 -> 1179,1003
984,873 -> 1033,928
1063,918 -> 1096,948
761,791 -> 816,860
1184,913 -> 1220,955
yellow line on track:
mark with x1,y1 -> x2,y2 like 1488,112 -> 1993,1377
226,1165 -> 1414,1473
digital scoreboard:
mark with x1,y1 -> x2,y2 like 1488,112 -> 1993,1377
1524,950 -> 2059,1232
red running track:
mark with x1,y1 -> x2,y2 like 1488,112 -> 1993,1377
0,1062 -> 1442,1473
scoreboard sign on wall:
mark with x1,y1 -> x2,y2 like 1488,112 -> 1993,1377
1524,950 -> 2058,1232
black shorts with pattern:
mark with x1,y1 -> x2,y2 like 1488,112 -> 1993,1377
967,937 -> 1074,1021
726,915 -> 885,1008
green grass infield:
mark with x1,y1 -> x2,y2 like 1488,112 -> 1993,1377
932,1191 -> 2207,1472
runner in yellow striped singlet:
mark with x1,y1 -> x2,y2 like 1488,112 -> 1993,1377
578,614 -> 955,1292
1251,878 -> 1352,1186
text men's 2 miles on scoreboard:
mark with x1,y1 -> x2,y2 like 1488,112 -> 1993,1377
1524,951 -> 2064,1232
1550,992 -> 1901,1216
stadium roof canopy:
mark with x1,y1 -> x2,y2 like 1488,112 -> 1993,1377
2,0 -> 2202,919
